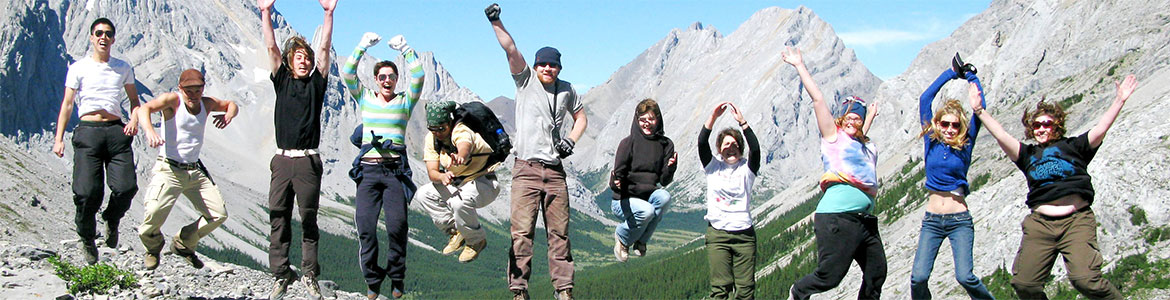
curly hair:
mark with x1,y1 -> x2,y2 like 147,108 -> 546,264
281,36 -> 314,71
1021,99 -> 1067,140
716,127 -> 744,154
918,99 -> 970,150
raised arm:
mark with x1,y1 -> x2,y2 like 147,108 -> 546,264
782,47 -> 836,140
966,73 -> 985,138
315,0 -> 336,76
206,96 -> 240,129
1087,74 -> 1136,148
968,82 -> 1020,162
921,69 -> 959,124
258,0 -> 281,74
52,88 -> 77,157
728,104 -> 761,174
699,102 -> 730,167
862,100 -> 878,135
136,93 -> 180,148
485,3 -> 526,74
389,35 -> 425,105
341,32 -> 380,100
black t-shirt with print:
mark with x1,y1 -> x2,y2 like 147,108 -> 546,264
271,63 -> 328,150
1013,132 -> 1099,208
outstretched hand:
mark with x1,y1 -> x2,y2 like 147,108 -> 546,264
257,0 -> 275,11
1115,74 -> 1137,103
667,152 -> 678,167
319,0 -> 337,12
213,114 -> 233,129
781,46 -> 803,66
485,3 -> 501,21
729,103 -> 745,125
387,35 -> 408,52
359,32 -> 381,49
967,82 -> 982,110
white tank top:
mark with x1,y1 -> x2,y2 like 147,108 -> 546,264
161,92 -> 207,163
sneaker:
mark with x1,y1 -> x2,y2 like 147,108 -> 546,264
81,240 -> 99,265
366,283 -> 381,300
171,240 -> 204,269
554,288 -> 573,300
269,271 -> 297,300
144,252 -> 160,270
104,222 -> 119,248
632,241 -> 647,257
442,229 -> 465,255
303,273 -> 323,299
459,239 -> 486,263
390,281 -> 404,299
613,234 -> 628,262
511,289 -> 529,300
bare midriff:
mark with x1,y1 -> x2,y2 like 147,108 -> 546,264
1033,194 -> 1090,217
79,110 -> 121,122
925,190 -> 970,214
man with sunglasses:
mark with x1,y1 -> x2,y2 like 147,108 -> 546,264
133,69 -> 237,272
415,100 -> 501,264
340,31 -> 425,299
258,0 -> 336,298
486,3 -> 588,300
53,17 -> 141,265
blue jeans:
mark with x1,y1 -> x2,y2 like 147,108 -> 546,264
611,189 -> 671,246
910,211 -> 994,300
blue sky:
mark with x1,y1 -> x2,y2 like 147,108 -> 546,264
277,1 -> 991,100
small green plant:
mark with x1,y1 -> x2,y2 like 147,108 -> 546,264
981,263 -> 1017,300
1129,205 -> 1148,226
47,256 -> 138,295
1144,226 -> 1170,245
969,173 -> 993,192
1057,93 -> 1084,110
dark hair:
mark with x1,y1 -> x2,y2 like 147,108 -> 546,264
1021,99 -> 1067,140
635,98 -> 659,118
716,128 -> 745,154
281,36 -> 314,69
373,61 -> 399,77
90,18 -> 115,34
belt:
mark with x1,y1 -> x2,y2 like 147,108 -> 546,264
516,158 -> 561,169
165,158 -> 200,170
360,157 -> 401,165
276,149 -> 318,157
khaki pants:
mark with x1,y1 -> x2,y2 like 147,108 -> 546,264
508,159 -> 574,291
138,158 -> 228,254
707,225 -> 756,300
416,173 -> 500,245
1011,208 -> 1122,300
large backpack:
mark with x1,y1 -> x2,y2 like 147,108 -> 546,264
441,101 -> 511,172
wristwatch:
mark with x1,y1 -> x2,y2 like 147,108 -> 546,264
973,107 -> 985,115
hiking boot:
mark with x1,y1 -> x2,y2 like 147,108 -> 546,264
269,271 -> 297,300
303,273 -> 323,299
511,289 -> 529,300
366,283 -> 381,300
81,240 -> 99,265
104,222 -> 119,248
442,229 -> 465,255
171,240 -> 203,269
613,234 -> 628,262
144,252 -> 160,270
390,280 -> 404,299
554,288 -> 573,300
459,239 -> 486,263
632,241 -> 647,257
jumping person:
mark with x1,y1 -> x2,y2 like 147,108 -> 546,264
257,0 -> 335,298
971,74 -> 1136,300
785,46 -> 886,300
486,3 -> 588,300
341,31 -> 425,299
415,100 -> 500,264
134,69 -> 237,271
700,101 -> 760,299
53,17 -> 141,265
610,98 -> 677,262
908,59 -> 995,300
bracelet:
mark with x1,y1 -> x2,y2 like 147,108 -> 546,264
738,121 -> 748,127
973,107 -> 985,115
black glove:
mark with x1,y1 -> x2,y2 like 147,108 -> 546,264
962,63 -> 978,76
555,137 -> 575,158
485,3 -> 501,22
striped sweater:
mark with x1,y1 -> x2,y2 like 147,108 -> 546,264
342,45 -> 425,158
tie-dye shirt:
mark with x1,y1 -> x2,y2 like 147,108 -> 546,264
817,128 -> 878,213
342,46 -> 425,158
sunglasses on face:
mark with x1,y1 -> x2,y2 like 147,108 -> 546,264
1032,120 -> 1055,129
428,125 -> 448,132
376,74 -> 398,82
535,62 -> 560,69
93,30 -> 115,38
182,86 -> 204,94
938,120 -> 961,129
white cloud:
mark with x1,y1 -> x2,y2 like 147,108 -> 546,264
838,29 -> 929,48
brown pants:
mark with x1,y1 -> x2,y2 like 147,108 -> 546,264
268,154 -> 322,277
508,159 -> 574,291
1011,208 -> 1122,300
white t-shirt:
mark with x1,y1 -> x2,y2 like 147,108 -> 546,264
703,156 -> 757,231
64,57 -> 135,119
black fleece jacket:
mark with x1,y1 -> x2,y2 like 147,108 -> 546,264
610,112 -> 676,200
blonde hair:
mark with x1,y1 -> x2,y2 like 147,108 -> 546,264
834,116 -> 870,144
918,99 -> 970,150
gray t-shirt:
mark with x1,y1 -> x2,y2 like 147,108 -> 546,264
512,67 -> 582,164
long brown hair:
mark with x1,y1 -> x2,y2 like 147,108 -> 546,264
918,99 -> 970,150
281,36 -> 314,70
1021,99 -> 1067,140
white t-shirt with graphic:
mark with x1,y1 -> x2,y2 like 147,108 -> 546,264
703,155 -> 757,231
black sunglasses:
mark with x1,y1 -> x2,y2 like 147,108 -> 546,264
535,62 -> 560,68
376,74 -> 398,82
94,30 -> 115,38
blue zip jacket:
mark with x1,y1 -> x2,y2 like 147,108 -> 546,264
920,68 -> 984,195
